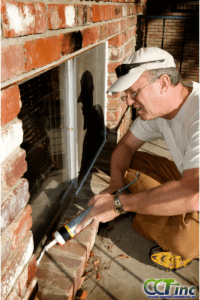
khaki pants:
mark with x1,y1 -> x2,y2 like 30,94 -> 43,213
124,151 -> 199,260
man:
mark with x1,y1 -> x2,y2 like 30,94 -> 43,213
76,47 -> 199,271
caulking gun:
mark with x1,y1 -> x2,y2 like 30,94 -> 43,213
37,172 -> 140,265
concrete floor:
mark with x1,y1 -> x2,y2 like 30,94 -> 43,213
76,139 -> 199,300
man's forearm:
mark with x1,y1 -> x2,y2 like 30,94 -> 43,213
120,171 -> 199,216
109,143 -> 133,189
109,130 -> 144,190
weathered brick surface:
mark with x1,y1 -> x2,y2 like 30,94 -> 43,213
24,36 -> 61,72
5,289 -> 19,300
99,23 -> 109,40
1,148 -> 27,194
2,1 -> 35,37
1,1 -> 47,37
6,262 -> 37,300
37,222 -> 98,299
1,45 -> 24,82
0,118 -> 23,164
82,27 -> 99,48
107,101 -> 127,124
11,205 -> 32,250
1,178 -> 29,235
108,21 -> 119,36
107,98 -> 122,110
108,33 -> 125,47
108,59 -> 123,73
14,255 -> 37,298
108,47 -> 124,60
77,5 -> 88,26
47,4 -> 76,30
1,231 -> 34,300
59,31 -> 82,56
1,232 -> 12,271
34,2 -> 47,33
1,85 -> 21,127
117,106 -> 132,141
92,5 -> 104,22
1,205 -> 32,270
22,276 -> 38,300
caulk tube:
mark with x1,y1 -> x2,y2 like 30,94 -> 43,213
53,205 -> 93,245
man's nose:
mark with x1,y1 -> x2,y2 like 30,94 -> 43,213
126,95 -> 135,106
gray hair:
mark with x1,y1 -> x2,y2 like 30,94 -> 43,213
145,67 -> 181,86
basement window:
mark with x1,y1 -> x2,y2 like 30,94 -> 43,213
18,43 -> 107,248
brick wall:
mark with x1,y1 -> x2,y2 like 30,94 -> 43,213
1,0 -> 146,299
142,1 -> 199,83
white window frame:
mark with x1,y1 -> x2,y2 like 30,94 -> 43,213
60,42 -> 108,193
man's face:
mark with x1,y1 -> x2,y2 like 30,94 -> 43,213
124,73 -> 169,121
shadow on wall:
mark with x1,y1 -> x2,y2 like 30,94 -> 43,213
77,70 -> 104,183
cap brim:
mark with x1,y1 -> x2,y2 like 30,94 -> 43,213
106,71 -> 143,95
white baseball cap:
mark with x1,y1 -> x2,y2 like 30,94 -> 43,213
107,47 -> 176,95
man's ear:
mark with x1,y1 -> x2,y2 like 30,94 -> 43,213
159,75 -> 170,94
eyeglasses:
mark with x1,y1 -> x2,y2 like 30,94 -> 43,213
115,59 -> 164,78
121,77 -> 159,102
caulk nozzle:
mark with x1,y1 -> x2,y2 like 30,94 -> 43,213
37,239 -> 57,266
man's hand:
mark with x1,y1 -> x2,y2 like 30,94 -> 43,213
75,193 -> 120,234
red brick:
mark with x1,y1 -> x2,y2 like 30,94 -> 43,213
27,255 -> 37,286
108,47 -> 123,60
128,26 -> 136,39
1,148 -> 27,193
2,1 -> 35,37
127,15 -> 137,28
1,231 -> 33,300
1,1 -> 47,38
108,21 -> 120,36
109,5 -> 116,19
92,5 -> 103,22
22,277 -> 37,300
77,5 -> 87,26
107,98 -> 121,110
1,178 -> 29,235
5,289 -> 19,300
107,101 -> 127,123
124,40 -> 132,54
24,36 -> 61,72
47,4 -> 76,29
59,31 -> 82,56
11,254 -> 36,299
102,5 -> 110,20
107,74 -> 117,87
34,3 -> 47,33
86,6 -> 92,24
1,86 -> 21,127
1,45 -> 24,82
132,4 -> 137,14
120,19 -> 127,31
1,232 -> 12,270
37,268 -> 73,300
114,5 -> 122,18
1,206 -> 32,271
82,27 -> 99,48
108,33 -> 125,47
99,24 -> 109,40
11,205 -> 32,250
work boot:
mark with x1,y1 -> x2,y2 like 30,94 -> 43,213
149,245 -> 193,272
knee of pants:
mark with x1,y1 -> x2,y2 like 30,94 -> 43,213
163,231 -> 199,260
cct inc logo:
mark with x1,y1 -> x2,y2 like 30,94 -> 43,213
144,279 -> 197,299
